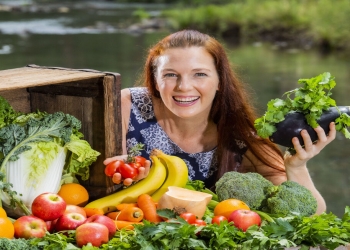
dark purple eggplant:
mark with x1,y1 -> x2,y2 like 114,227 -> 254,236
269,106 -> 350,148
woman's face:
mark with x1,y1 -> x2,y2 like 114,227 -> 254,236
155,46 -> 219,119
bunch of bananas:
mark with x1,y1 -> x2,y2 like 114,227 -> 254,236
84,149 -> 189,214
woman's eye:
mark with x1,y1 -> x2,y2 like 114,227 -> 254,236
164,73 -> 177,78
195,72 -> 207,77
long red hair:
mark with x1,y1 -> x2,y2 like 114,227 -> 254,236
140,30 -> 285,181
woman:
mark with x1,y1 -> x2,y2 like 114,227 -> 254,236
105,30 -> 335,214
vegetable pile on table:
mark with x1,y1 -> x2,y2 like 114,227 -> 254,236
1,91 -> 350,249
2,165 -> 350,249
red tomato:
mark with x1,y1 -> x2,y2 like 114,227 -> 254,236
119,163 -> 139,179
179,212 -> 196,224
211,215 -> 227,225
104,160 -> 123,177
126,162 -> 137,169
193,219 -> 207,226
134,156 -> 147,168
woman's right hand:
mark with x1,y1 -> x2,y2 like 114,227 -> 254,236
103,155 -> 151,186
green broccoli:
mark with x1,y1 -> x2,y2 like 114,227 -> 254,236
262,180 -> 317,217
215,171 -> 274,210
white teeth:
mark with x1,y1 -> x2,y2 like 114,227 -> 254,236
173,97 -> 199,103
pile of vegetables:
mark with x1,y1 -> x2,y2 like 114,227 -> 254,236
0,95 -> 100,214
1,189 -> 350,249
1,170 -> 349,249
1,72 -> 350,249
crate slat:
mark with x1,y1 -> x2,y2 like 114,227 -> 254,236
0,66 -> 106,91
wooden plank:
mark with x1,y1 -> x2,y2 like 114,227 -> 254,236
103,74 -> 122,158
103,74 -> 123,193
0,67 -> 105,91
28,78 -> 103,97
86,83 -> 107,199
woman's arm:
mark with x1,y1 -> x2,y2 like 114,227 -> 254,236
120,88 -> 132,155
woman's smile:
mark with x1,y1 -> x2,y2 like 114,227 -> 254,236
173,96 -> 200,106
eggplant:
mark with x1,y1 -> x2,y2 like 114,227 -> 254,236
269,106 -> 350,148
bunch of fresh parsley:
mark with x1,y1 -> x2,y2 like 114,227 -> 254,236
102,207 -> 350,250
254,72 -> 350,140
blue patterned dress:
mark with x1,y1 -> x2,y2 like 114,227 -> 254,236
126,87 -> 246,188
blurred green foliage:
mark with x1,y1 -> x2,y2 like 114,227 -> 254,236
33,0 -> 233,5
161,0 -> 350,52
110,0 -> 234,5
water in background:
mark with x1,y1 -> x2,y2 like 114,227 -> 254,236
0,1 -> 349,217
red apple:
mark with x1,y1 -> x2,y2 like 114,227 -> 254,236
55,212 -> 86,231
75,222 -> 109,247
31,192 -> 66,221
45,220 -> 57,233
84,214 -> 116,239
13,215 -> 47,239
228,209 -> 261,232
64,204 -> 87,217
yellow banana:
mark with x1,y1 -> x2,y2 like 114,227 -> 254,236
84,155 -> 167,214
150,149 -> 189,201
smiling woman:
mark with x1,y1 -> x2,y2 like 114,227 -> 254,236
1,5 -> 349,217
101,29 -> 337,217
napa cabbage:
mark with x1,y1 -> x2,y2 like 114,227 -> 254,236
0,96 -> 100,214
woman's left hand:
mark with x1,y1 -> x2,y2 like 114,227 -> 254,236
104,156 -> 151,186
120,160 -> 151,186
284,122 -> 336,168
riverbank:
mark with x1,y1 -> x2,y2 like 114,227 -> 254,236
0,0 -> 349,55
160,0 -> 350,54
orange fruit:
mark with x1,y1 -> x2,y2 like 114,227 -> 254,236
0,217 -> 14,239
214,199 -> 250,219
57,183 -> 89,206
0,207 -> 7,218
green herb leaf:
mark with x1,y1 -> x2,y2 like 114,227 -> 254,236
254,72 -> 349,141
126,143 -> 145,163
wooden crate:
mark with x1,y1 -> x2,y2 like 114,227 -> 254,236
0,64 -> 122,201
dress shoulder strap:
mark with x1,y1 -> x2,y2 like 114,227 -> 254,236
129,87 -> 155,121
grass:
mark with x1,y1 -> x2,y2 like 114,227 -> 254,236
161,0 -> 350,52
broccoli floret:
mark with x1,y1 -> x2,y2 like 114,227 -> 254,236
262,180 -> 317,217
215,172 -> 274,210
